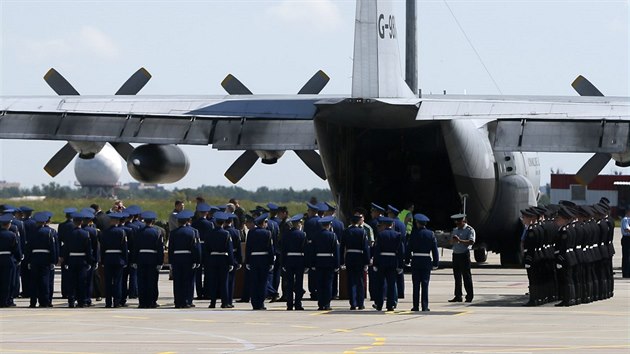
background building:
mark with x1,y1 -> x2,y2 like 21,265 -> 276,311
550,174 -> 630,217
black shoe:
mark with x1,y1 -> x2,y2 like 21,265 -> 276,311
221,304 -> 230,308
28,304 -> 37,308
295,306 -> 304,311
209,302 -> 216,309
350,306 -> 356,310
410,307 -> 419,311
269,295 -> 280,303
236,299 -> 249,303
422,308 -> 430,312
523,301 -> 536,307
372,304 -> 382,311
317,307 -> 323,310
386,307 -> 394,312
555,301 -> 568,307
226,304 -> 234,308
286,307 -> 293,311
358,305 -> 365,310
189,304 -> 196,308
465,298 -> 473,303
448,297 -> 462,302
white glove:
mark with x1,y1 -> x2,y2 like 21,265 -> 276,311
396,268 -> 403,275
304,268 -> 309,274
63,264 -> 69,270
334,268 -> 339,273
246,264 -> 251,270
131,264 -> 137,269
86,265 -> 92,271
363,265 -> 368,272
94,263 -> 99,270
236,264 -> 242,270
556,264 -> 563,269
50,264 -> 55,270
269,265 -> 274,272
432,265 -> 439,270
192,263 -> 198,270
372,266 -> 378,272
156,265 -> 162,271
311,267 -> 316,271
340,265 -> 346,270
27,263 -> 31,270
228,265 -> 234,272
282,267 -> 287,272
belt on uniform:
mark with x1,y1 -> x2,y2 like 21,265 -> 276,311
523,249 -> 529,252
251,251 -> 268,256
210,252 -> 228,256
173,250 -> 192,254
593,244 -> 598,248
32,249 -> 50,254
576,246 -> 582,249
199,241 -> 205,244
346,249 -> 363,254
105,250 -> 122,254
0,251 -> 10,255
554,251 -> 560,255
566,248 -> 574,253
380,252 -> 396,256
69,252 -> 86,256
286,252 -> 304,256
139,249 -> 157,254
412,252 -> 430,257
316,253 -> 333,257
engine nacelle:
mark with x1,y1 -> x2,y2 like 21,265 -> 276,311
612,152 -> 630,167
256,150 -> 285,165
127,144 -> 190,183
69,141 -> 106,159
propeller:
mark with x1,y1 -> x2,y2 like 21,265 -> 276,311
220,71 -> 329,183
570,75 -> 610,185
42,68 -> 151,176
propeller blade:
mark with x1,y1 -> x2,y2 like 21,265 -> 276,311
221,74 -> 253,95
109,142 -> 135,161
576,152 -> 611,185
571,75 -> 604,96
298,70 -> 330,94
224,150 -> 259,183
294,150 -> 326,180
43,68 -> 80,95
115,67 -> 152,95
44,143 -> 77,177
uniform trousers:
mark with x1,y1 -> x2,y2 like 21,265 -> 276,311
316,267 -> 334,309
283,266 -> 305,309
345,267 -> 365,308
137,265 -> 159,307
374,266 -> 398,310
67,264 -> 88,306
104,265 -> 123,307
452,252 -> 473,300
249,265 -> 269,309
206,264 -> 229,305
412,267 -> 431,310
29,264 -> 51,307
0,264 -> 15,306
621,236 -> 630,278
171,263 -> 194,308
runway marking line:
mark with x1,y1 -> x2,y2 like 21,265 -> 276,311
361,333 -> 378,337
454,310 -> 472,316
291,325 -> 318,329
353,346 -> 372,350
182,319 -> 216,323
333,328 -> 352,333
0,349 -> 102,354
112,315 -> 149,320
309,310 -> 332,316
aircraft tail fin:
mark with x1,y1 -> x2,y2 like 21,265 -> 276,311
351,0 -> 415,98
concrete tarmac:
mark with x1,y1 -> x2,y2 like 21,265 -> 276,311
1,233 -> 628,353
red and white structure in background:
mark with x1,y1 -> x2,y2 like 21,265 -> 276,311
550,174 -> 630,217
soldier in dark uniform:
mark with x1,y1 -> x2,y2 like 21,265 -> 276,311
449,213 -> 475,303
245,214 -> 275,310
25,212 -> 57,308
521,208 -> 539,305
406,214 -> 439,312
20,206 -> 36,300
387,205 -> 407,299
124,206 -> 143,300
303,202 -> 321,300
168,210 -> 201,308
81,210 -> 100,307
275,206 -> 290,302
58,207 -> 77,299
0,214 -> 22,307
62,212 -> 94,308
593,203 -> 611,300
204,212 -> 235,309
310,216 -> 340,311
99,213 -> 128,308
540,206 -> 560,303
192,203 -> 214,300
368,203 -> 386,301
281,214 -> 307,310
224,214 -> 242,307
554,206 -> 577,306
340,213 -> 370,310
263,204 -> 281,303
133,211 -> 164,308
4,206 -> 25,300
372,216 -> 404,311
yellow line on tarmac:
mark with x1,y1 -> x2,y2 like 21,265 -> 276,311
353,346 -> 373,350
454,310 -> 472,316
372,337 -> 386,346
333,328 -> 352,333
309,310 -> 331,316
362,332 -> 378,337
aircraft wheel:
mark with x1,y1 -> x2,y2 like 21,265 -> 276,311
474,247 -> 488,263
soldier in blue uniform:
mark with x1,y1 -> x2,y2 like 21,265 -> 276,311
224,214 -> 242,307
303,202 -> 321,300
62,212 -> 94,308
0,214 -> 22,308
20,206 -> 36,300
406,214 -> 439,312
245,214 -> 275,310
310,216 -> 340,311
368,203 -> 386,301
372,217 -> 404,311
81,210 -> 100,306
387,205 -> 407,299
168,210 -> 201,308
124,206 -> 143,300
204,212 -> 235,308
265,203 -> 282,302
132,211 -> 164,308
25,212 -> 57,308
281,214 -> 307,310
100,213 -> 128,308
4,206 -> 25,300
449,213 -> 476,303
58,207 -> 76,299
340,214 -> 370,310
192,203 -> 214,300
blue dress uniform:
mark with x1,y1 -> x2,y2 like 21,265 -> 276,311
225,216 -> 243,307
168,210 -> 201,308
387,205 -> 407,299
192,204 -> 215,300
204,212 -> 235,308
245,215 -> 275,310
82,218 -> 100,306
48,212 -> 59,304
406,214 -> 439,311
62,213 -> 94,308
310,216 -> 340,311
25,212 -> 57,308
303,203 -> 321,300
123,211 -> 141,302
340,216 -> 370,310
341,215 -> 370,310
21,207 -> 37,299
372,217 -> 404,311
281,214 -> 308,310
133,211 -> 164,308
100,213 -> 128,308
57,209 -> 75,299
265,204 -> 282,300
0,214 -> 22,307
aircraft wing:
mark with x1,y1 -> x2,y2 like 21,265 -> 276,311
0,95 -> 326,150
416,95 -> 630,153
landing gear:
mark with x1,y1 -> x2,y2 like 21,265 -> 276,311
500,248 -> 523,267
474,247 -> 488,263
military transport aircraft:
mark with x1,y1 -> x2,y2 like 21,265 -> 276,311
1,0 -> 628,265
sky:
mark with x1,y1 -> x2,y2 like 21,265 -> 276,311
0,0 -> 628,191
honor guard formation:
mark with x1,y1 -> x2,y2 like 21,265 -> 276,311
520,198 -> 617,307
0,197 -> 625,311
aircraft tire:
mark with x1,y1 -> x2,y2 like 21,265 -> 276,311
474,247 -> 488,263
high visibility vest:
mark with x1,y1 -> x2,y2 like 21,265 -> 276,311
398,210 -> 413,234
